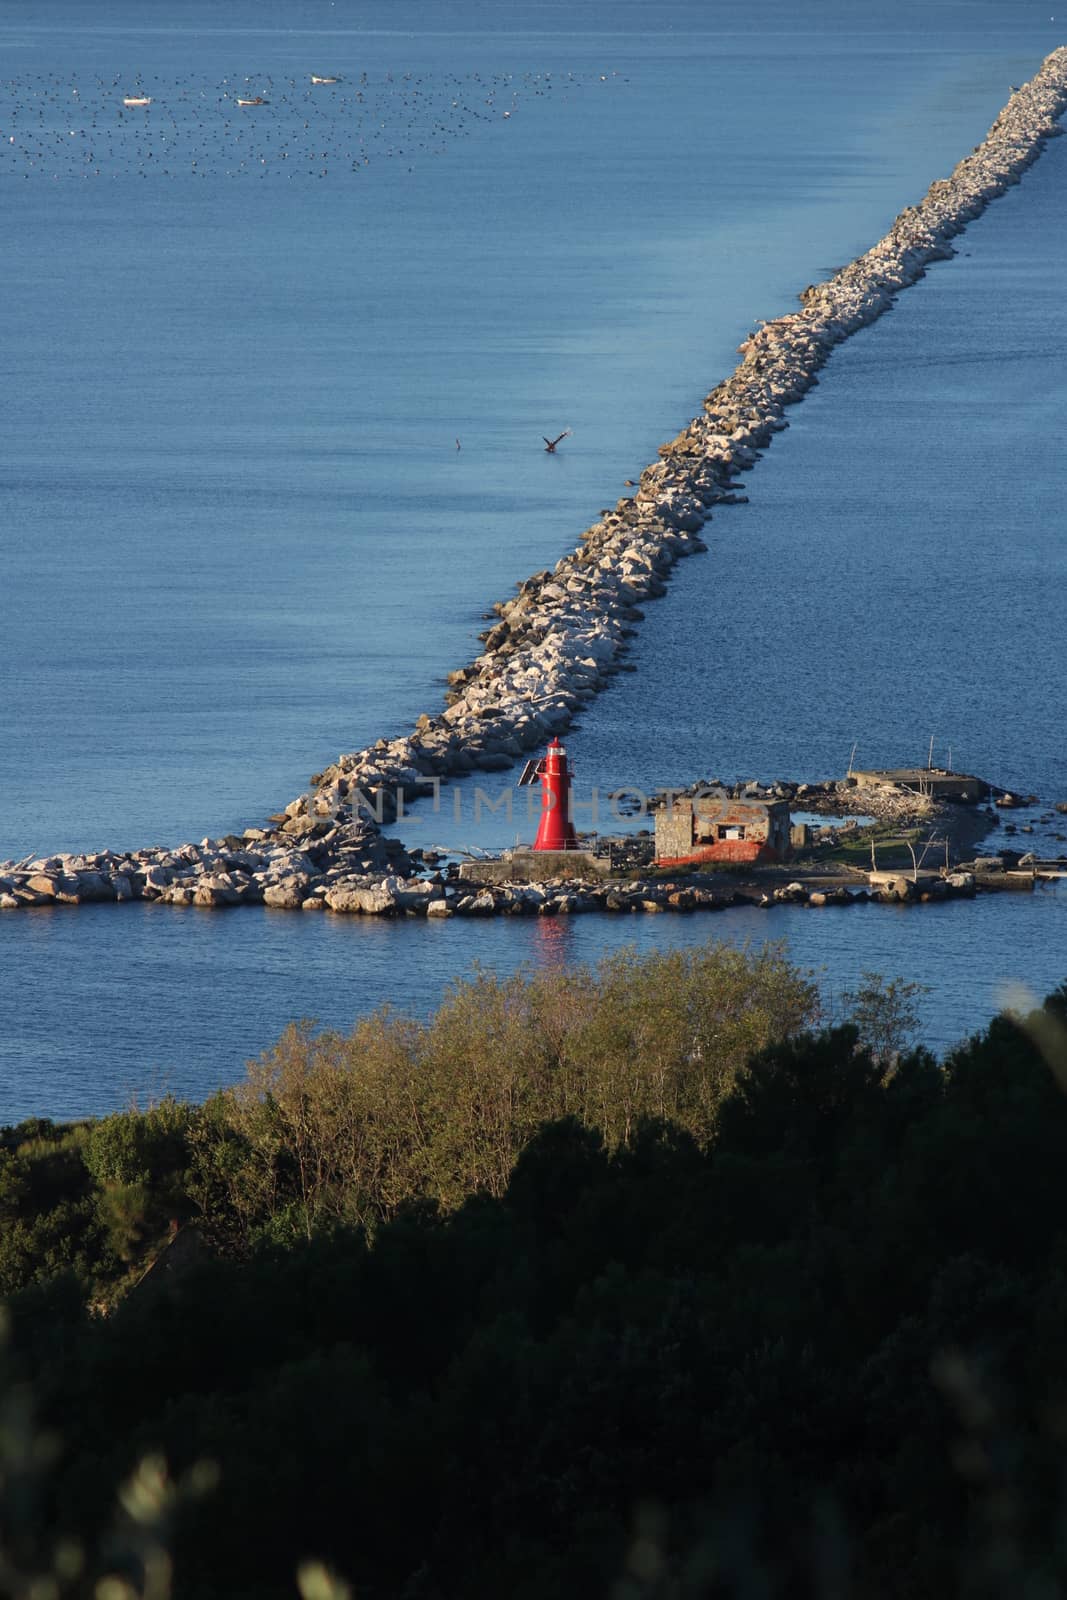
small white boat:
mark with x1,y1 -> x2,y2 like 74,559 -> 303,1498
122,95 -> 151,108
310,75 -> 340,84
236,96 -> 267,106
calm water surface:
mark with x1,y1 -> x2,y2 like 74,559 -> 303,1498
1,1 -> 1064,1120
3,888 -> 1064,1126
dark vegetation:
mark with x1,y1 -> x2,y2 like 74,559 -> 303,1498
2,944 -> 1067,1599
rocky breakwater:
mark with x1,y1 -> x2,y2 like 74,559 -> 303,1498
0,818 -> 413,912
307,49 -> 1067,822
3,52 -> 1065,917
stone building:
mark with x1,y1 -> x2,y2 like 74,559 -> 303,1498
655,792 -> 792,866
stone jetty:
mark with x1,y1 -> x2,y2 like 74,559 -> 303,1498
0,821 -> 412,911
0,857 -> 977,917
3,49 -> 1065,915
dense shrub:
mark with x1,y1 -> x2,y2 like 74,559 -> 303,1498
1,956 -> 1066,1600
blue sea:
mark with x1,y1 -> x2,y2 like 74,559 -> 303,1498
1,0 -> 1064,1121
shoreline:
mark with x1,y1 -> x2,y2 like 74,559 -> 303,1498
3,47 -> 1066,916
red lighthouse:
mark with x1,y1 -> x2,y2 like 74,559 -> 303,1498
518,737 -> 580,851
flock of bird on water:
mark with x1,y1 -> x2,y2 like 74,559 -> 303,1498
0,68 -> 619,177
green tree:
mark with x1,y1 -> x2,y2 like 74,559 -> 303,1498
841,972 -> 929,1064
